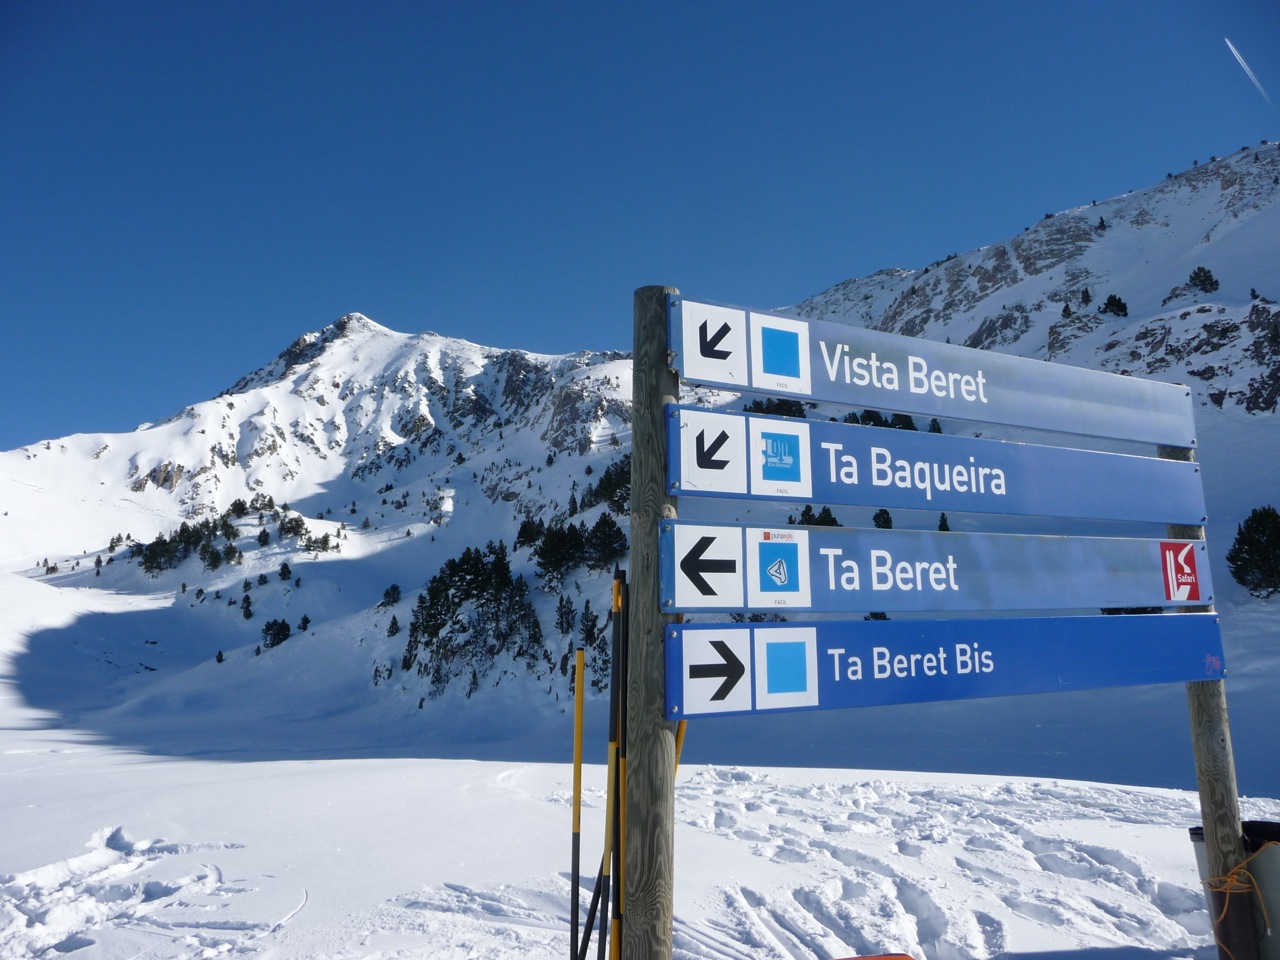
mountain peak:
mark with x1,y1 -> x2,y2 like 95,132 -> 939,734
224,312 -> 398,395
329,312 -> 391,338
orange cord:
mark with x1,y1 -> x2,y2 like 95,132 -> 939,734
1207,840 -> 1278,960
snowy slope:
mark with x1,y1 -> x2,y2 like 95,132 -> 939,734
3,564 -> 1279,959
2,147 -> 1279,959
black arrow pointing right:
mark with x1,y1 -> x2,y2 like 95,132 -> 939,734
695,429 -> 731,470
679,535 -> 737,596
698,320 -> 733,360
689,639 -> 746,701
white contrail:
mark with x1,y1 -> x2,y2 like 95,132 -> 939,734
1225,37 -> 1275,110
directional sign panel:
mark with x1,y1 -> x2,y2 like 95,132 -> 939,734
666,406 -> 1208,524
665,614 -> 1225,719
660,520 -> 1214,614
669,296 -> 1197,447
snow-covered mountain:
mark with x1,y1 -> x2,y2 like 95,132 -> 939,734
4,144 -> 1280,960
0,143 -> 1276,786
798,142 -> 1280,416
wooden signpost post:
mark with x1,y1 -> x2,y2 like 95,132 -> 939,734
624,286 -> 1251,960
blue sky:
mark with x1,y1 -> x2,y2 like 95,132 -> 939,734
2,1 -> 1277,451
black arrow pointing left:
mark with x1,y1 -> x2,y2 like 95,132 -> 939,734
680,535 -> 737,596
695,430 -> 731,470
689,639 -> 746,701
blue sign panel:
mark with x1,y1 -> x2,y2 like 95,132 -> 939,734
666,614 -> 1225,719
666,406 -> 1207,524
670,296 -> 1197,447
660,520 -> 1214,614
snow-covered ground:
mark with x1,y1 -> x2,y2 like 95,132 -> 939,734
3,557 -> 1279,959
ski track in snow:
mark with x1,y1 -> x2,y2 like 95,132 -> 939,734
14,768 -> 1266,958
0,825 -> 266,958
665,768 -> 1220,960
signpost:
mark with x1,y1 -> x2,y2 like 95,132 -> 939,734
670,297 -> 1197,446
667,406 -> 1208,523
661,520 -> 1213,614
625,286 -> 1247,960
667,614 -> 1225,719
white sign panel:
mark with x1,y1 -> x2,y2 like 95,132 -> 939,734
679,300 -> 749,388
670,523 -> 744,609
752,626 -> 820,711
680,628 -> 752,715
675,408 -> 749,495
747,416 -> 813,499
749,312 -> 812,395
744,527 -> 812,608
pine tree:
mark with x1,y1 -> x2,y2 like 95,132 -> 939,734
585,512 -> 628,570
1099,294 -> 1128,317
580,600 -> 609,691
515,517 -> 545,549
261,618 -> 290,648
744,397 -> 806,419
556,594 -> 577,635
938,513 -> 950,532
873,508 -> 893,530
1226,505 -> 1280,598
387,615 -> 401,637
1188,266 -> 1220,294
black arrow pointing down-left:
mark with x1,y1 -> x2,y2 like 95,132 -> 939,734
689,639 -> 746,701
695,429 -> 731,470
698,320 -> 733,360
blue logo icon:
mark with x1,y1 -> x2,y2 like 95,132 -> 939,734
760,327 -> 801,379
759,432 -> 802,483
766,557 -> 788,585
765,641 -> 808,695
757,541 -> 799,593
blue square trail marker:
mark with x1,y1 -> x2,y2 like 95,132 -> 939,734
765,641 -> 809,695
760,326 -> 801,379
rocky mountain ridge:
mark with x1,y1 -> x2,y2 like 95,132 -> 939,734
797,142 -> 1280,414
1,145 -> 1276,725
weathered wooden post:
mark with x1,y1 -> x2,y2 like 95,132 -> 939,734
1162,443 -> 1256,960
624,285 -> 680,960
